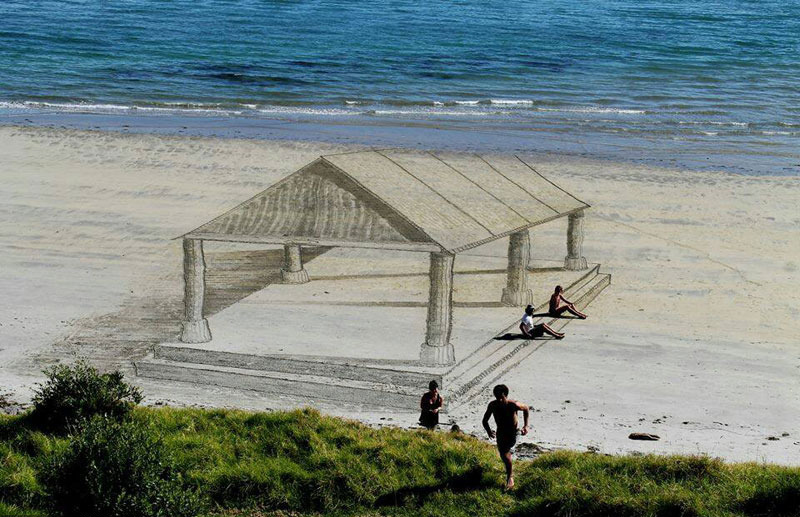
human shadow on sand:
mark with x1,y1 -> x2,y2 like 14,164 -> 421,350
525,310 -> 585,319
493,333 -> 561,341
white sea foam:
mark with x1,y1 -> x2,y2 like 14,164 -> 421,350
37,101 -> 132,111
489,99 -> 535,106
537,106 -> 646,114
258,107 -> 357,116
0,101 -> 28,109
0,100 -> 246,116
678,120 -> 749,126
135,106 -> 243,115
368,109 -> 492,117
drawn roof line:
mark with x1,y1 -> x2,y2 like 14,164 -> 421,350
448,206 -> 586,254
181,149 -> 588,253
515,155 -> 590,208
428,151 -> 532,224
177,159 -> 323,240
373,150 -> 495,236
317,156 -> 444,249
475,154 -> 560,214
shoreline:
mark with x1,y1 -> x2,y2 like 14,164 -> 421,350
0,125 -> 798,464
2,107 -> 799,177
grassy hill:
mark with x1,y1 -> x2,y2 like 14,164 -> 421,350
1,406 -> 798,516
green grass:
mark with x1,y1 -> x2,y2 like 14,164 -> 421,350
1,406 -> 798,516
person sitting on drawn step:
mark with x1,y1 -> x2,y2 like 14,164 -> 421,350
419,380 -> 443,430
549,285 -> 587,319
520,305 -> 564,339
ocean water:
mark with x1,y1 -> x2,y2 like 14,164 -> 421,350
1,0 -> 798,174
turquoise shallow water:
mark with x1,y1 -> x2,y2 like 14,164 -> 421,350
1,0 -> 798,174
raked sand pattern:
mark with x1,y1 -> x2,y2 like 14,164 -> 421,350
0,126 -> 798,464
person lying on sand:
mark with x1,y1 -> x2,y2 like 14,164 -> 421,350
482,384 -> 529,490
520,305 -> 564,339
549,285 -> 587,319
419,380 -> 443,430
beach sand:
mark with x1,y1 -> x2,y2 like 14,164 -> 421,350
1,126 -> 798,464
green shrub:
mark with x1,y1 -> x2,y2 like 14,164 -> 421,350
42,417 -> 204,517
0,501 -> 46,517
31,361 -> 142,433
0,443 -> 43,510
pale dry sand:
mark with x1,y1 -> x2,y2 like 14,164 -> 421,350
1,126 -> 798,464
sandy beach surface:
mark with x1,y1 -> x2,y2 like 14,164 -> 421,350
1,126 -> 798,464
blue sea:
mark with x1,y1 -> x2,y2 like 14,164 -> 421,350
1,0 -> 798,175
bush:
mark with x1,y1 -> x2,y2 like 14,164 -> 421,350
31,361 -> 142,433
42,417 -> 204,517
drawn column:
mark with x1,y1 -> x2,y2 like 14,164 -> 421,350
501,230 -> 533,306
564,209 -> 588,270
420,251 -> 456,366
180,238 -> 212,343
280,244 -> 310,284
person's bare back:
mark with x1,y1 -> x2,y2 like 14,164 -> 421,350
487,399 -> 522,436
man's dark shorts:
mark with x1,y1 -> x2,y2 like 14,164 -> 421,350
519,323 -> 544,338
497,430 -> 517,455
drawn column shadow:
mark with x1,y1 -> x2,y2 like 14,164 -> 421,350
43,247 -> 329,367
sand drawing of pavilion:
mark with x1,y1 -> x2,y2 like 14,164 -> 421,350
136,149 -> 610,408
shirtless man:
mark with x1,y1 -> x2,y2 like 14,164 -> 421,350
549,285 -> 587,319
482,384 -> 530,490
520,304 -> 564,339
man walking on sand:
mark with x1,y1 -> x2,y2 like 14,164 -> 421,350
482,384 -> 529,490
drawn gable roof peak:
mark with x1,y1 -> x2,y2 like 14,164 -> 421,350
184,149 -> 589,253
185,158 -> 438,250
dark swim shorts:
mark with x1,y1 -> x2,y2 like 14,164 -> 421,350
496,431 -> 517,454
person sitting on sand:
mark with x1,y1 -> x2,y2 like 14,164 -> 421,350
549,285 -> 587,319
419,380 -> 443,430
482,384 -> 529,490
520,305 -> 564,339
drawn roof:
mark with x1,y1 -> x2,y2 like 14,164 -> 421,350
183,149 -> 589,254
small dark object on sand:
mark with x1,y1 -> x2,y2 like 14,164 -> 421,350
516,442 -> 547,458
629,432 -> 660,441
767,436 -> 780,441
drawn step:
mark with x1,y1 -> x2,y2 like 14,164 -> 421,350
445,264 -> 601,384
134,359 -> 421,409
154,344 -> 444,388
448,272 -> 610,407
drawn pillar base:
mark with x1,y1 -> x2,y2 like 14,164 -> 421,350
280,268 -> 310,284
564,209 -> 589,271
419,342 -> 455,366
280,244 -> 310,284
501,230 -> 534,306
501,287 -> 534,307
420,252 -> 456,366
181,318 -> 212,343
180,238 -> 212,343
564,257 -> 588,271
